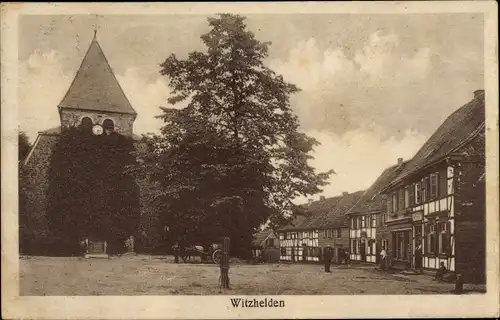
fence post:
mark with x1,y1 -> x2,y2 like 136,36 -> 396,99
220,237 -> 230,289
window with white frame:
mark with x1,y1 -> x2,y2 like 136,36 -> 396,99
427,224 -> 437,254
404,186 -> 410,208
392,193 -> 398,212
399,188 -> 405,210
351,239 -> 358,254
415,182 -> 421,204
422,177 -> 429,202
430,173 -> 438,199
438,221 -> 450,255
382,239 -> 389,251
361,216 -> 366,228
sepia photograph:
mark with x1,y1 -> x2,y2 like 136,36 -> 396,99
2,2 -> 499,319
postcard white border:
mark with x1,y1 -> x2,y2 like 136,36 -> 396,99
1,2 -> 499,319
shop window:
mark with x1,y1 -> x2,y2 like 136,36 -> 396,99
426,224 -> 437,254
438,221 -> 451,254
351,239 -> 358,254
392,231 -> 410,260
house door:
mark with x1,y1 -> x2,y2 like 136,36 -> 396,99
360,240 -> 366,261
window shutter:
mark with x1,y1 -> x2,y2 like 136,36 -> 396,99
410,183 -> 415,206
421,178 -> 428,202
438,169 -> 447,197
430,173 -> 438,199
399,189 -> 405,210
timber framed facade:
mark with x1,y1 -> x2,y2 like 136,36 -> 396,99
278,191 -> 363,263
379,90 -> 486,282
346,161 -> 408,264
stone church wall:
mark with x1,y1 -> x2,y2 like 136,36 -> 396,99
20,135 -> 165,254
20,134 -> 58,245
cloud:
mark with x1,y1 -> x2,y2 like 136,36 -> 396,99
19,50 -> 72,142
295,128 -> 427,203
116,67 -> 172,136
268,31 -> 437,138
19,50 -> 181,141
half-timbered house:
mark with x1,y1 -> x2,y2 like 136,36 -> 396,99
278,191 -> 364,263
251,230 -> 280,262
379,90 -> 486,283
345,160 -> 408,263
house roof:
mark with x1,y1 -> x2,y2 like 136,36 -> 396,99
58,34 -> 137,115
251,230 -> 275,247
346,161 -> 409,215
383,91 -> 485,191
278,191 -> 364,232
39,126 -> 142,141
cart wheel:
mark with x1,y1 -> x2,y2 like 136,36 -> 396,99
212,249 -> 222,264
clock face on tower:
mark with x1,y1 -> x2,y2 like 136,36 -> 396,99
92,124 -> 103,136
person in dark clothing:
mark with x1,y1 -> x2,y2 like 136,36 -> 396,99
323,245 -> 333,272
338,248 -> 344,265
344,249 -> 350,265
415,242 -> 423,273
434,262 -> 447,281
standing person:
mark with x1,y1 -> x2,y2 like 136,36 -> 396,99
415,242 -> 423,274
380,246 -> 387,270
338,248 -> 344,265
323,245 -> 333,272
344,249 -> 350,265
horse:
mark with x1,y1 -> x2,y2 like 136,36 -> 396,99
172,244 -> 212,263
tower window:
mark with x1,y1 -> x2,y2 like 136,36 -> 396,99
103,119 -> 115,132
80,117 -> 93,129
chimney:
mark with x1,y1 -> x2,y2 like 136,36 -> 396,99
342,192 -> 348,196
308,199 -> 314,205
474,89 -> 485,99
320,195 -> 326,201
397,158 -> 403,165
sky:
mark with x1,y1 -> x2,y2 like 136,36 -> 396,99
18,13 -> 484,201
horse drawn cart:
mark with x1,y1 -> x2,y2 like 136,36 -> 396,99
172,243 -> 223,264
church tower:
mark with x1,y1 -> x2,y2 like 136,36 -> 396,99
58,31 -> 137,137
20,32 -> 141,255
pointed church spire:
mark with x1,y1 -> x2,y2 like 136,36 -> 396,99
92,14 -> 100,41
57,33 -> 137,115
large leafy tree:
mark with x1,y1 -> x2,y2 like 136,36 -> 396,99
18,130 -> 32,252
136,14 -> 333,257
46,126 -> 140,254
18,130 -> 32,162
